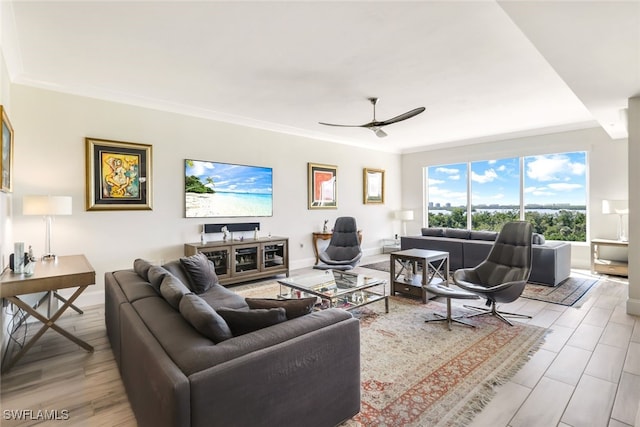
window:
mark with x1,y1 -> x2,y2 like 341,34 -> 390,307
471,158 -> 520,231
425,151 -> 587,242
523,152 -> 587,241
426,163 -> 467,229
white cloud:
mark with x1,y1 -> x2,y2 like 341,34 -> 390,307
526,154 -> 586,182
497,165 -> 506,172
449,174 -> 461,181
471,168 -> 498,184
428,178 -> 445,185
548,183 -> 583,191
436,167 -> 459,175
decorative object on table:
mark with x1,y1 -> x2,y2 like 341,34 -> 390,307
0,105 -> 14,193
454,221 -> 533,326
602,199 -> 629,241
313,217 -> 362,271
363,167 -> 385,204
23,195 -> 72,260
394,209 -> 414,236
184,159 -> 273,218
308,162 -> 337,209
12,242 -> 25,273
200,225 -> 207,245
221,226 -> 229,241
85,137 -> 152,211
322,219 -> 329,233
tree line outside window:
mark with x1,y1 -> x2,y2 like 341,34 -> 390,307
426,151 -> 587,242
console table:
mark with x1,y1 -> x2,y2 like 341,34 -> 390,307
312,231 -> 363,264
590,238 -> 628,277
0,255 -> 96,372
390,249 -> 449,303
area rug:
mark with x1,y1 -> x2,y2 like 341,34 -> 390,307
359,261 -> 598,307
234,282 -> 546,427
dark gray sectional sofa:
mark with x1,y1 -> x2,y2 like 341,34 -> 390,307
401,227 -> 571,286
105,257 -> 361,427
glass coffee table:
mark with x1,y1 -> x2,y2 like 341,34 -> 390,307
277,270 -> 388,313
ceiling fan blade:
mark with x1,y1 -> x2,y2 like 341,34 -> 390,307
378,107 -> 426,126
318,122 -> 364,128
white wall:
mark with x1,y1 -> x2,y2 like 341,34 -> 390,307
400,127 -> 629,270
628,96 -> 639,316
9,85 -> 402,304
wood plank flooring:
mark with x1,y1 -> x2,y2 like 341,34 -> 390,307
0,258 -> 638,427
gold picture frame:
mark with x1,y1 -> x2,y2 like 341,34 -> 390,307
363,168 -> 385,204
85,137 -> 153,211
308,162 -> 337,209
1,106 -> 14,193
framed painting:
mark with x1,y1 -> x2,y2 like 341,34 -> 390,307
1,106 -> 14,193
85,137 -> 153,211
308,162 -> 337,209
363,168 -> 385,204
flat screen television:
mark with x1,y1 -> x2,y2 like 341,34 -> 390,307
185,159 -> 273,218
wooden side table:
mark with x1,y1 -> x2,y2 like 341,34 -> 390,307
0,254 -> 96,372
390,249 -> 449,303
312,230 -> 363,264
590,238 -> 628,277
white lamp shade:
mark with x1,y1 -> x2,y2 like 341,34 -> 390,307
23,195 -> 72,216
395,210 -> 414,221
602,199 -> 628,215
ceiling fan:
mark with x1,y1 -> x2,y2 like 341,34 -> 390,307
319,97 -> 425,138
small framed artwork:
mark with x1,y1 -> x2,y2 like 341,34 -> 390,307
363,168 -> 385,204
85,137 -> 153,211
308,162 -> 337,209
1,106 -> 14,193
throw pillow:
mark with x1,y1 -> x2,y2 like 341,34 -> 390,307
216,307 -> 287,336
179,293 -> 232,343
133,258 -> 153,281
532,233 -> 546,245
180,252 -> 217,294
469,230 -> 498,241
160,275 -> 191,310
443,228 -> 471,239
147,265 -> 169,294
245,297 -> 316,319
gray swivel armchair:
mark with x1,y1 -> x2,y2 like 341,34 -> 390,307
314,217 -> 362,271
453,221 -> 533,326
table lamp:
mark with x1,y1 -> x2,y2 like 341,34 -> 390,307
395,209 -> 414,236
23,195 -> 72,260
602,199 -> 628,241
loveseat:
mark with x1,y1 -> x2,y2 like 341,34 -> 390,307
105,254 -> 361,427
401,227 -> 571,286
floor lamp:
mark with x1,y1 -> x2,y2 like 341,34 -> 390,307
602,199 -> 628,241
395,210 -> 414,236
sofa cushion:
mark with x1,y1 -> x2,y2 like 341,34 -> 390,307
147,265 -> 169,294
134,258 -> 154,281
421,227 -> 445,237
245,297 -> 316,319
444,228 -> 471,239
179,293 -> 232,343
469,230 -> 498,241
217,307 -> 287,336
180,252 -> 217,294
160,275 -> 191,310
162,260 -> 195,293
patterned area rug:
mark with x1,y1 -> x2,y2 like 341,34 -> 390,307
234,283 -> 546,427
360,261 -> 598,306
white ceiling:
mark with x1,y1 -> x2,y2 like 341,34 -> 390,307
1,1 -> 638,153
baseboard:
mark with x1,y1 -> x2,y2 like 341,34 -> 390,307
626,297 -> 640,316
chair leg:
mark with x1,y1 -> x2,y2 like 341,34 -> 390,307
462,301 -> 531,326
425,298 -> 475,330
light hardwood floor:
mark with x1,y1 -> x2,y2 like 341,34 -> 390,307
0,258 -> 638,427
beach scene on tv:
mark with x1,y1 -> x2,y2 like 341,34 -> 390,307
185,159 -> 273,217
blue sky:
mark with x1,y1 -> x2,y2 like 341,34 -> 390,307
428,152 -> 587,207
186,160 -> 273,194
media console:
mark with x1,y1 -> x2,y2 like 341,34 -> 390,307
185,236 -> 289,286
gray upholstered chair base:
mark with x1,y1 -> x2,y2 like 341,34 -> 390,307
462,301 -> 532,326
424,283 -> 480,330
